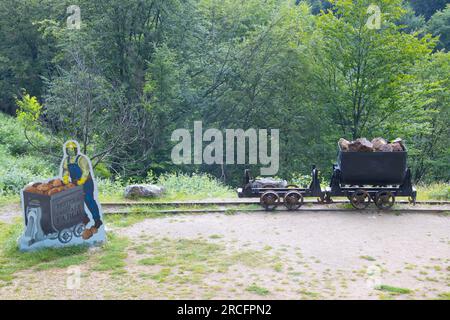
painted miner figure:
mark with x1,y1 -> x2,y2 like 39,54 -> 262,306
61,141 -> 103,240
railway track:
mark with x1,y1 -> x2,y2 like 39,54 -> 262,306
101,199 -> 450,208
101,199 -> 450,215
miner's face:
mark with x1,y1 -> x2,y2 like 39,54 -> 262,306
66,145 -> 78,157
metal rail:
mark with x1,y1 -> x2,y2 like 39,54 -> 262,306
104,207 -> 450,215
101,199 -> 450,208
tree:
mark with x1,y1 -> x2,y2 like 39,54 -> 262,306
408,0 -> 448,20
313,0 -> 436,140
427,4 -> 450,51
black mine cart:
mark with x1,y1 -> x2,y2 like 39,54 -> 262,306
327,147 -> 417,210
238,166 -> 326,211
22,186 -> 87,245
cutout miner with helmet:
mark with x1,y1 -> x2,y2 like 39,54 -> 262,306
19,140 -> 106,251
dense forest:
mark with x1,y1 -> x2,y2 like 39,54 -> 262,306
0,0 -> 449,187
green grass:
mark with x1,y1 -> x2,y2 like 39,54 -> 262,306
416,183 -> 450,201
97,172 -> 237,203
136,238 -> 278,285
105,212 -> 168,228
376,284 -> 412,295
0,195 -> 19,206
437,292 -> 450,300
360,255 -> 376,261
150,268 -> 172,283
246,283 -> 270,296
91,232 -> 129,274
0,220 -> 89,284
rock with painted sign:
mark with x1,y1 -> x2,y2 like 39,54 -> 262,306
19,140 -> 106,251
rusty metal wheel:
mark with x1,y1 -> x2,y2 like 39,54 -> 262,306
350,189 -> 371,210
260,191 -> 280,211
284,191 -> 303,211
375,191 -> 395,210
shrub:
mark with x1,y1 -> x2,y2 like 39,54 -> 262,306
156,172 -> 235,199
0,146 -> 56,195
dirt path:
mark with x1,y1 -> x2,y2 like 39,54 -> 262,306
1,210 -> 449,300
114,211 -> 450,299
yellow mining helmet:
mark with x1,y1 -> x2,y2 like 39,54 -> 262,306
65,141 -> 78,152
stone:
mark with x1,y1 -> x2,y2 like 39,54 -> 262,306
349,138 -> 373,152
391,142 -> 404,152
338,138 -> 350,151
371,137 -> 388,151
379,143 -> 393,152
124,184 -> 166,198
252,178 -> 288,189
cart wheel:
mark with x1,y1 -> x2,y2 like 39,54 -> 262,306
73,223 -> 86,238
58,229 -> 73,243
375,191 -> 395,210
350,190 -> 371,210
284,191 -> 304,211
260,191 -> 280,211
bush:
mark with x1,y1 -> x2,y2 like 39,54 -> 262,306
429,185 -> 450,200
0,113 -> 30,156
156,172 -> 235,199
0,145 -> 56,195
417,183 -> 450,201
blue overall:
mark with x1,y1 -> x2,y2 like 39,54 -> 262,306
68,155 -> 100,222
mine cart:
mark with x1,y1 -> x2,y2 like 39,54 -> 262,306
238,166 -> 326,211
327,147 -> 417,210
22,186 -> 87,246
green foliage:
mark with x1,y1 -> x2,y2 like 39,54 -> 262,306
427,4 -> 450,51
157,172 -> 235,199
16,93 -> 42,129
376,284 -> 412,294
246,283 -> 270,296
0,114 -> 56,195
417,183 -> 450,201
409,0 -> 448,20
0,0 -> 449,188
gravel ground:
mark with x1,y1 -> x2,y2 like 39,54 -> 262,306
115,211 -> 450,299
1,208 -> 449,300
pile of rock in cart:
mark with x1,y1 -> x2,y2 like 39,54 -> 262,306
24,179 -> 77,196
339,137 -> 405,152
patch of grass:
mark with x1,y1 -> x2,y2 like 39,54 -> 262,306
437,292 -> 450,300
228,250 -> 276,268
0,220 -> 89,284
91,232 -> 129,274
272,262 -> 283,272
360,255 -> 376,261
224,208 -> 237,215
0,195 -> 20,206
299,290 -> 320,298
209,234 -> 223,239
416,183 -> 450,201
246,283 -> 270,296
105,212 -> 166,228
99,172 -> 237,203
151,268 -> 172,283
137,238 -> 276,285
376,285 -> 412,295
